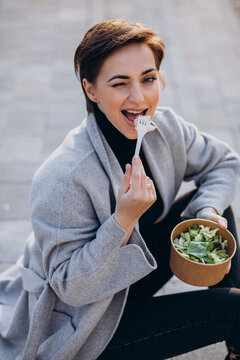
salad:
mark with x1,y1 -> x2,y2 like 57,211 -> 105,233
173,224 -> 229,264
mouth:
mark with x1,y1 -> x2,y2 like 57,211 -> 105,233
121,109 -> 148,126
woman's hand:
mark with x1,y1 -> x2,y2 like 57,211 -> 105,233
196,207 -> 227,229
114,156 -> 157,246
196,207 -> 231,274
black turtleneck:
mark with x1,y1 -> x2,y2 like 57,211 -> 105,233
94,105 -> 163,235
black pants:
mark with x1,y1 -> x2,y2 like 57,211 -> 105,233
98,191 -> 240,359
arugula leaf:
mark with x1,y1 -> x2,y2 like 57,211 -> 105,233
173,225 -> 229,264
186,242 -> 208,257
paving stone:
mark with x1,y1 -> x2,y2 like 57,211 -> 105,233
224,101 -> 240,116
232,180 -> 240,215
0,109 -> 8,128
198,108 -> 225,127
159,88 -> 177,110
5,108 -> 48,133
0,133 -> 43,162
0,184 -> 31,219
156,275 -> 205,297
0,162 -> 39,182
169,342 -> 227,360
187,58 -> 218,73
0,220 -> 32,263
220,76 -> 240,101
194,88 -> 222,107
48,105 -> 84,130
51,75 -> 78,95
206,126 -> 237,151
228,123 -> 240,150
42,129 -> 70,160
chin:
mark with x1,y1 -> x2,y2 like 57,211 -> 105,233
123,130 -> 137,140
126,134 -> 137,140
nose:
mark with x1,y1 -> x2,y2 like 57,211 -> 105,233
128,82 -> 145,104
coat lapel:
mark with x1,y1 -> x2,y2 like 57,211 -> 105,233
86,113 -> 123,201
141,122 -> 175,220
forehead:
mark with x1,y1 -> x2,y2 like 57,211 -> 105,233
98,43 -> 156,78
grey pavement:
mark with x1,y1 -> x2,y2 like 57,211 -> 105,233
0,0 -> 240,358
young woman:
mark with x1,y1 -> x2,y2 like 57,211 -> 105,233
0,19 -> 240,360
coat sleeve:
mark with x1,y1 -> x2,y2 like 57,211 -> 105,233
172,111 -> 240,218
30,169 -> 156,307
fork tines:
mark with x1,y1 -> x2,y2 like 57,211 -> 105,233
139,117 -> 148,125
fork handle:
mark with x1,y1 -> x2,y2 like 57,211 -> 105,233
134,133 -> 144,157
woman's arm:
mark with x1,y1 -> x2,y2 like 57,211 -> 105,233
30,158 -> 157,307
154,108 -> 240,219
178,117 -> 240,219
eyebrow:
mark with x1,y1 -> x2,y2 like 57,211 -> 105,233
107,68 -> 157,82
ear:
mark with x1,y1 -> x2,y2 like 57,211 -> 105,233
82,78 -> 98,103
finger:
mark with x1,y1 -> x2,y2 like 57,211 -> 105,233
151,185 -> 157,202
197,208 -> 228,229
141,164 -> 147,189
206,213 -> 228,229
133,156 -> 147,189
146,178 -> 156,200
226,261 -> 231,274
213,215 -> 228,229
131,156 -> 142,189
119,164 -> 131,194
139,158 -> 146,176
146,177 -> 153,191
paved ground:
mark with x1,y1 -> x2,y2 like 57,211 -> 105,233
0,0 -> 240,358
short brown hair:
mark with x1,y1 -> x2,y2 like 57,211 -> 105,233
74,19 -> 165,113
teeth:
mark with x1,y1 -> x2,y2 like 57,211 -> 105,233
126,110 -> 142,114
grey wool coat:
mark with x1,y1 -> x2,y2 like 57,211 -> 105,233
0,107 -> 239,360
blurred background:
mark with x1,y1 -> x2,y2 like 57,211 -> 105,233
0,0 -> 239,358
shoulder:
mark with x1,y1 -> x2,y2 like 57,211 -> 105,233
31,119 -> 98,201
152,106 -> 197,148
154,106 -> 195,130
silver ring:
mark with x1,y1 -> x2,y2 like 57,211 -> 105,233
147,183 -> 152,189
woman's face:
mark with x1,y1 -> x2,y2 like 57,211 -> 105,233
83,43 -> 161,139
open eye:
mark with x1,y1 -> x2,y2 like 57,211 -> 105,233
143,76 -> 157,83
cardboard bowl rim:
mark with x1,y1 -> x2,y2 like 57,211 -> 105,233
170,218 -> 236,267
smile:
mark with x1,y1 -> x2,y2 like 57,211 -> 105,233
121,109 -> 148,125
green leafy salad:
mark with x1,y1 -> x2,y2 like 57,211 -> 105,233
173,224 -> 229,264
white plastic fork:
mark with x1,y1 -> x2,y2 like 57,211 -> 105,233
134,115 -> 151,157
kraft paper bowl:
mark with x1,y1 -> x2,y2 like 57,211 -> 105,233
170,219 -> 236,287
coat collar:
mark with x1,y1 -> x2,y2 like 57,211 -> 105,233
86,112 -> 123,200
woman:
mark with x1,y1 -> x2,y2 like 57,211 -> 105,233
0,19 -> 240,360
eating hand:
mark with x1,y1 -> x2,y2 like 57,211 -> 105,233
114,156 -> 157,245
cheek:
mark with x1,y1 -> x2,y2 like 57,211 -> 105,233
97,94 -> 121,118
144,93 -> 159,111
97,92 -> 114,112
105,92 -> 125,111
151,84 -> 161,104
